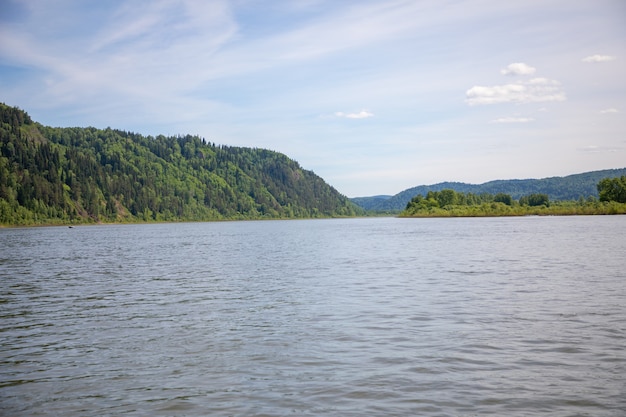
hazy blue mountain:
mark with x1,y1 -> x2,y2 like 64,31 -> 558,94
352,168 -> 626,211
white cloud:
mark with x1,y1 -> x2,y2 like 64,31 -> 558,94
582,54 -> 616,63
490,117 -> 534,123
335,110 -> 374,119
501,63 -> 536,76
466,78 -> 565,105
526,77 -> 552,85
599,108 -> 619,114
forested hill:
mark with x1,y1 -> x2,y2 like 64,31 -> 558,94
352,168 -> 626,212
0,103 -> 363,225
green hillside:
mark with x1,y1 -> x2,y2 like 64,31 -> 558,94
0,103 -> 363,225
353,169 -> 626,212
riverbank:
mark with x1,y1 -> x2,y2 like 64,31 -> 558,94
399,200 -> 626,218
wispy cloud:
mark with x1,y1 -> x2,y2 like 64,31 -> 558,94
599,108 -> 619,114
466,78 -> 565,105
500,63 -> 536,76
582,54 -> 616,63
490,117 -> 534,123
335,111 -> 374,119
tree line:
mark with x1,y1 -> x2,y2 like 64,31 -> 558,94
401,183 -> 626,217
0,103 -> 363,225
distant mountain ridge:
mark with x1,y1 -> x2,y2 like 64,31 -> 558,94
352,168 -> 626,212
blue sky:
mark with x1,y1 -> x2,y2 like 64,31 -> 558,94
1,0 -> 624,197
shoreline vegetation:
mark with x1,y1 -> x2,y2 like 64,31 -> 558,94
399,201 -> 626,218
400,185 -> 626,218
0,215 -> 363,229
5,189 -> 626,227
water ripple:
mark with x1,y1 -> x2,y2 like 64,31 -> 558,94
1,217 -> 625,416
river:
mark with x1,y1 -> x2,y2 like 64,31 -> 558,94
1,216 -> 625,416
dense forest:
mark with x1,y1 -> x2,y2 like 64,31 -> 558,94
0,103 -> 363,225
353,168 -> 626,212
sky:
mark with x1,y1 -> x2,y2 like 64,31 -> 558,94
1,0 -> 625,197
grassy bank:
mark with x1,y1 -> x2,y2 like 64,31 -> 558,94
399,200 -> 626,218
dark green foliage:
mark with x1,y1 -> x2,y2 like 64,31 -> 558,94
597,176 -> 626,203
493,193 -> 512,206
405,189 -> 496,213
0,103 -> 363,225
519,193 -> 549,207
354,169 -> 626,211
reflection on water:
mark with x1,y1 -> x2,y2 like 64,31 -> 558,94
1,217 -> 625,416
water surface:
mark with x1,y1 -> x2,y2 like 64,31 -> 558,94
1,217 -> 625,416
